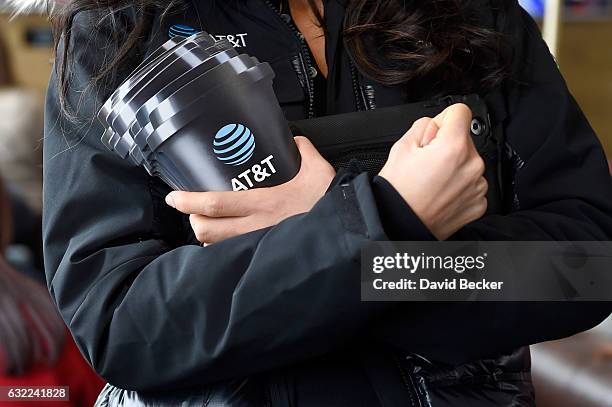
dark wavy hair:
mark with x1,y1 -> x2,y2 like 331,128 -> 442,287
50,0 -> 509,117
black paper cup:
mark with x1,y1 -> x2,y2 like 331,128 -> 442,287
131,48 -> 238,136
145,54 -> 258,130
107,38 -> 227,136
99,39 -> 206,157
112,46 -> 240,163
126,56 -> 261,190
98,30 -> 300,192
98,33 -> 210,123
101,34 -> 241,164
148,62 -> 300,192
128,54 -> 258,169
129,51 -> 249,152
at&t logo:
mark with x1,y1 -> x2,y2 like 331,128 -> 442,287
213,123 -> 277,191
168,24 -> 198,39
213,124 -> 256,166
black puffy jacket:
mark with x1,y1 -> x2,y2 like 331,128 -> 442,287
43,1 -> 612,406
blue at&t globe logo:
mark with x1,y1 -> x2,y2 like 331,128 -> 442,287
213,124 -> 256,166
168,24 -> 198,39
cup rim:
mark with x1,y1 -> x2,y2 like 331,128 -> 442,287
146,54 -> 258,130
125,54 -> 257,162
107,33 -> 218,105
105,42 -> 201,133
129,48 -> 239,139
105,39 -> 231,132
127,62 -> 270,170
146,63 -> 273,152
99,33 -> 198,122
102,43 -> 237,159
98,33 -> 227,125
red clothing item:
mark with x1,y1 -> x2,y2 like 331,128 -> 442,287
0,332 -> 105,407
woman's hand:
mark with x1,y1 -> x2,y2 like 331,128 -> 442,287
379,103 -> 488,240
0,257 -> 67,375
166,136 -> 335,244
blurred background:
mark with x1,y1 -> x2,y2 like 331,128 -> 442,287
0,1 -> 610,406
0,4 -> 105,406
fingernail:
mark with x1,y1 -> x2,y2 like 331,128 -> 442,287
165,192 -> 176,208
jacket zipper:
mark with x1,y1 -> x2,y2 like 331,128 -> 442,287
394,353 -> 425,407
350,58 -> 378,111
263,0 -> 316,119
363,84 -> 377,110
263,0 -> 373,115
350,62 -> 365,111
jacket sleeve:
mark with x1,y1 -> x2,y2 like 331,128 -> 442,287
43,11 -> 400,391
371,2 -> 612,366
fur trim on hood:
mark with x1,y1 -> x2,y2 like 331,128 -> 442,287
1,0 -> 54,14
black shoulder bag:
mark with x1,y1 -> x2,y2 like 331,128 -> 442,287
289,94 -> 505,215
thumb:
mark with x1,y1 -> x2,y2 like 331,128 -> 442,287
419,119 -> 440,147
294,136 -> 320,158
290,137 -> 336,191
432,103 -> 473,142
397,117 -> 433,150
293,136 -> 330,169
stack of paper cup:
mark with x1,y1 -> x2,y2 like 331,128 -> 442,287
98,32 -> 300,192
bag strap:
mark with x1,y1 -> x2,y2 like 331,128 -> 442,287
289,94 -> 493,156
289,94 -> 505,215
